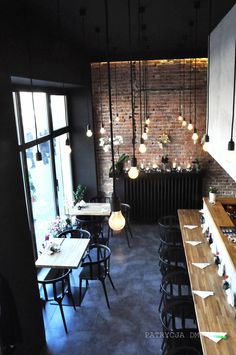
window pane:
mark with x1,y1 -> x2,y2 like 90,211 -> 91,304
54,134 -> 73,215
51,95 -> 67,130
20,92 -> 49,143
26,144 -> 56,251
12,93 -> 21,144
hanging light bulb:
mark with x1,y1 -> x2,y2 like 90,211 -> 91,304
128,157 -> 139,179
115,113 -> 120,122
139,138 -> 147,153
145,116 -> 150,125
108,194 -> 125,231
226,140 -> 235,163
100,123 -> 106,134
192,128 -> 198,141
36,148 -> 42,161
188,120 -> 193,130
182,118 -> 187,127
65,136 -> 72,154
86,124 -> 93,137
202,134 -> 209,152
144,124 -> 149,133
178,113 -> 183,121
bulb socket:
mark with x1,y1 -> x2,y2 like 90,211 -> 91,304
140,137 -> 144,144
228,139 -> 235,151
205,134 -> 210,143
110,193 -> 121,212
36,151 -> 42,161
131,156 -> 137,167
65,137 -> 70,146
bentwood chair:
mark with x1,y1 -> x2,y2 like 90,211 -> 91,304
79,244 -> 115,309
38,268 -> 76,334
76,217 -> 109,246
57,228 -> 91,240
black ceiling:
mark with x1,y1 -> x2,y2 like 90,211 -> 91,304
11,0 -> 236,62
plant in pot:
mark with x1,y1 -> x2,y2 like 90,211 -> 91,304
161,155 -> 169,171
109,153 -> 129,177
73,184 -> 86,206
208,186 -> 218,204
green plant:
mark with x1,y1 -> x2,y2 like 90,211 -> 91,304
209,186 -> 218,194
109,153 -> 129,176
161,155 -> 169,164
73,184 -> 86,206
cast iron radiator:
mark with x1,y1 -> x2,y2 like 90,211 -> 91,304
119,172 -> 203,222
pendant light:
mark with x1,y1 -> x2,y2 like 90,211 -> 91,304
104,0 -> 125,232
192,1 -> 200,144
65,135 -> 72,154
203,0 -> 212,152
178,60 -> 186,122
138,61 -> 147,153
226,39 -> 236,163
80,8 -> 93,138
128,0 -> 139,180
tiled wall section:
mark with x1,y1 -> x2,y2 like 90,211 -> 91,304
91,59 -> 236,198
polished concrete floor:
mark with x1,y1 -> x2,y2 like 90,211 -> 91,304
40,224 -> 163,355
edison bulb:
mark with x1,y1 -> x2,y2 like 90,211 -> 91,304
188,122 -> 193,130
65,145 -> 72,154
192,132 -> 198,141
226,150 -> 236,164
202,141 -> 209,152
128,166 -> 139,179
182,120 -> 187,127
109,211 -> 125,231
142,132 -> 148,140
86,129 -> 93,137
145,117 -> 150,125
100,125 -> 106,134
145,126 -> 149,133
139,143 -> 147,153
115,113 -> 120,122
178,114 -> 183,121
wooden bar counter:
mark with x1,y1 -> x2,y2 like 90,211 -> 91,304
178,208 -> 236,355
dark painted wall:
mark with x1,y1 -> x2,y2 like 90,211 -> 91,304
0,1 -> 97,353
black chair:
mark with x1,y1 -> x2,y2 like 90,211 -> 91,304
159,246 -> 186,276
160,299 -> 200,353
158,270 -> 191,312
79,244 -> 115,309
38,268 -> 76,334
120,203 -> 133,248
76,217 -> 109,245
57,228 -> 91,239
162,345 -> 202,355
158,226 -> 183,254
89,195 -> 111,203
158,215 -> 180,229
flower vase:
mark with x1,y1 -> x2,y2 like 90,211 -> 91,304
209,192 -> 216,204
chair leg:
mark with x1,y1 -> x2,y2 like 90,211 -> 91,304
58,301 -> 68,334
100,279 -> 110,309
67,276 -> 76,311
107,274 -> 116,290
127,223 -> 133,239
125,226 -> 131,248
79,278 -> 83,306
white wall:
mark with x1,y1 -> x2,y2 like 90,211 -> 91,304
208,4 -> 236,181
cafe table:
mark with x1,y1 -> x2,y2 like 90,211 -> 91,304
68,202 -> 111,217
35,238 -> 90,269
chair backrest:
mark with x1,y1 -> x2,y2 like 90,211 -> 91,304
164,345 -> 202,355
81,244 -> 111,278
38,268 -> 71,302
159,226 -> 183,248
90,195 -> 111,203
120,203 -> 131,221
57,228 -> 91,239
158,215 -> 179,229
161,270 -> 191,298
76,218 -> 103,240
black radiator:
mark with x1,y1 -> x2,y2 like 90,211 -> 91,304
117,172 -> 203,222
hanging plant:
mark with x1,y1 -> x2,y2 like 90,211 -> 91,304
157,133 -> 171,149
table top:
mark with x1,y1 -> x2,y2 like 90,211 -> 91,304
178,209 -> 236,355
35,238 -> 90,269
68,202 -> 111,216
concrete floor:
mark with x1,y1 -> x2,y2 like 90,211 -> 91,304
40,224 -> 163,355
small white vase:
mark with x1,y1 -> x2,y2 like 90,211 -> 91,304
209,192 -> 216,204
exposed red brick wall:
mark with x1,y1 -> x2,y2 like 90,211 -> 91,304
91,59 -> 236,198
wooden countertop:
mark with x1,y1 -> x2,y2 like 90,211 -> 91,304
178,209 -> 236,355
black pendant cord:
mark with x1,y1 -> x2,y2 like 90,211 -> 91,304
95,28 -> 103,125
183,59 -> 185,117
104,0 -> 116,191
128,0 -> 136,158
179,59 -> 182,115
230,40 -> 236,142
115,63 -> 118,116
145,61 -> 148,120
194,2 -> 200,130
189,58 -> 192,123
139,60 -> 143,136
205,0 -> 212,139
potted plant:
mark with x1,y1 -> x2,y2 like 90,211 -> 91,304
161,155 -> 169,171
209,186 -> 218,204
109,153 -> 129,176
73,184 -> 86,206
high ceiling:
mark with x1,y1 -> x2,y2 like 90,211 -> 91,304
20,0 -> 236,61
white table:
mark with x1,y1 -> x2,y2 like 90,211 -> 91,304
68,202 -> 111,217
35,238 -> 90,269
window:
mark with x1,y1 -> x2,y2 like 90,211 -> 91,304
13,91 -> 73,255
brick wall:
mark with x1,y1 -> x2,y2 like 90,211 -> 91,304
91,59 -> 236,198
